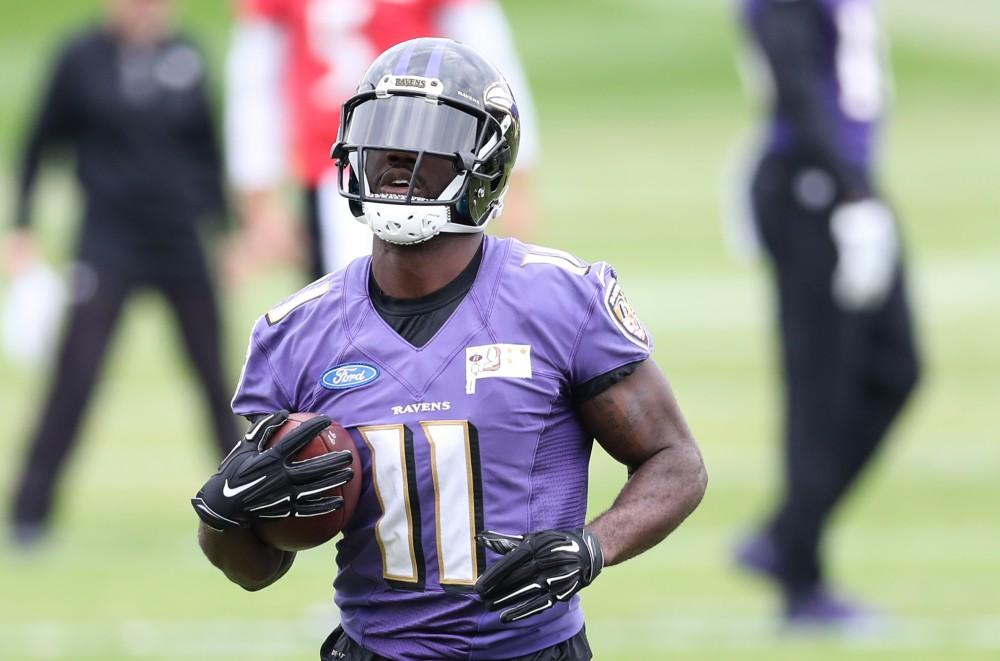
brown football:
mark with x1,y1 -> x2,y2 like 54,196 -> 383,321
253,412 -> 361,552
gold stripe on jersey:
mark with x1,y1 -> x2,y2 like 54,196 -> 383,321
265,276 -> 333,325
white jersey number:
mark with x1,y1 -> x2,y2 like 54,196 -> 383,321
835,1 -> 886,122
359,420 -> 484,589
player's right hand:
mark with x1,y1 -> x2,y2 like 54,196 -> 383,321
830,199 -> 899,311
475,528 -> 603,623
191,411 -> 354,531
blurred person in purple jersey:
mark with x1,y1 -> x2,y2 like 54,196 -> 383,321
223,0 -> 541,285
191,38 -> 707,660
734,0 -> 920,628
6,0 -> 239,546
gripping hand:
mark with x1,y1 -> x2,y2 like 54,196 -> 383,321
191,411 -> 354,531
475,528 -> 603,623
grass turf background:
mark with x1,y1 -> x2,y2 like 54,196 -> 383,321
0,1 -> 998,658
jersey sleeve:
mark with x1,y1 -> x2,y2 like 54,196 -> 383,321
230,317 -> 294,418
568,261 -> 653,388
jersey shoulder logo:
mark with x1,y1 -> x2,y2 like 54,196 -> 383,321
598,264 -> 650,350
321,363 -> 380,390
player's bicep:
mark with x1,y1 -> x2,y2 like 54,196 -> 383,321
578,360 -> 694,473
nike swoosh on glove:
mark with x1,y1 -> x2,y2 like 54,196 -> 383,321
191,411 -> 354,531
475,528 -> 603,623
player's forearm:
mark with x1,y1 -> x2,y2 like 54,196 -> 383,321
588,439 -> 707,567
197,522 -> 295,591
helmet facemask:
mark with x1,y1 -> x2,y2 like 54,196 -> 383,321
332,71 -> 516,245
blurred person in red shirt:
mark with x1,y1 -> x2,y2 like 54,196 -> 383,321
223,0 -> 541,283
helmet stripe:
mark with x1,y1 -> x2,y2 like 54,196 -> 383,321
393,41 -> 418,75
424,42 -> 446,78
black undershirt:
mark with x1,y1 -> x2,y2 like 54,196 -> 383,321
368,243 -> 484,349
367,243 -> 644,402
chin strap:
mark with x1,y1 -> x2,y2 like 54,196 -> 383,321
360,197 -> 500,245
360,200 -> 452,245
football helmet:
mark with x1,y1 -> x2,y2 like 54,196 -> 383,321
331,38 -> 521,245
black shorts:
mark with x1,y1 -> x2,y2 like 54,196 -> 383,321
320,625 -> 592,661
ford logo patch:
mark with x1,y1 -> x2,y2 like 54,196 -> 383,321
321,363 -> 379,390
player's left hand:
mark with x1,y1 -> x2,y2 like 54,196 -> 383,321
474,528 -> 603,623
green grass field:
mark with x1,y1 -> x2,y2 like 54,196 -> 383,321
1,1 -> 998,658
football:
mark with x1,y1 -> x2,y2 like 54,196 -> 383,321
253,412 -> 361,552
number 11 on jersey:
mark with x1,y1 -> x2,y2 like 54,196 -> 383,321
359,421 -> 486,591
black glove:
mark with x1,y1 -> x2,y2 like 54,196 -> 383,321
475,528 -> 604,623
191,411 -> 354,531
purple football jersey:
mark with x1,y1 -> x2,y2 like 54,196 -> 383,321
744,0 -> 886,169
232,236 -> 652,660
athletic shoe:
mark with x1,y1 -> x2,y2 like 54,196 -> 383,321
784,585 -> 882,633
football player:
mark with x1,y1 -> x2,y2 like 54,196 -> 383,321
194,39 -> 707,660
735,0 -> 920,627
224,0 -> 540,282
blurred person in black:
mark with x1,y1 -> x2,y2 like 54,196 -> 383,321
5,0 -> 238,546
734,0 -> 920,627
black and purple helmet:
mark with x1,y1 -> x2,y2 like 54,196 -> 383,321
331,38 -> 521,244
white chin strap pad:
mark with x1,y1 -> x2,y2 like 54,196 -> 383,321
360,201 -> 493,245
361,201 -> 450,245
